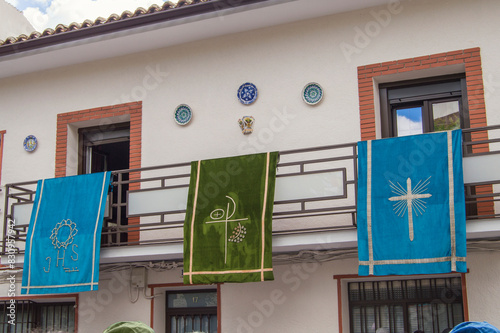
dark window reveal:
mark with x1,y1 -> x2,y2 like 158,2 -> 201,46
379,74 -> 469,138
348,277 -> 464,333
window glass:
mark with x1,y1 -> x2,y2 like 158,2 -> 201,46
380,75 -> 467,138
166,291 -> 217,333
432,100 -> 461,131
348,277 -> 464,333
167,291 -> 217,308
0,300 -> 75,332
395,107 -> 423,136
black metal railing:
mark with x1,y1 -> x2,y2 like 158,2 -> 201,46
462,125 -> 500,220
2,125 -> 500,255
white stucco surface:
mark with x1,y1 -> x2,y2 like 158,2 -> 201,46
1,0 -> 500,332
0,0 -> 34,39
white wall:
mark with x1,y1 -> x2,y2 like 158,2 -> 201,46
76,259 -> 358,333
463,250 -> 500,327
0,1 -> 34,40
77,252 -> 500,332
1,0 -> 499,186
1,0 -> 500,332
0,251 -> 499,332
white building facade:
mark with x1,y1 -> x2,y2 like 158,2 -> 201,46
0,0 -> 500,332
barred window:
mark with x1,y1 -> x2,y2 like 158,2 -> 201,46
0,300 -> 75,333
348,277 -> 464,333
166,290 -> 218,333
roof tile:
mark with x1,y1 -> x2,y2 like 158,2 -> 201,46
0,0 -> 214,48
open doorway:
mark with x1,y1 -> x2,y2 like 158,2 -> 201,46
79,123 -> 130,245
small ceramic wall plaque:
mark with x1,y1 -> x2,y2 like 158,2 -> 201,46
238,116 -> 255,134
237,83 -> 258,105
23,135 -> 38,152
174,104 -> 193,125
302,82 -> 323,105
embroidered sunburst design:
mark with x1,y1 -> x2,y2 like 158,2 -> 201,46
388,177 -> 432,241
229,223 -> 247,243
50,219 -> 78,249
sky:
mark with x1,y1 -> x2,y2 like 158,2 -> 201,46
396,107 -> 423,137
6,0 -> 177,32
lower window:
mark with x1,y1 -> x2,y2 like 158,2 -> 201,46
348,277 -> 464,333
0,300 -> 75,333
166,290 -> 217,333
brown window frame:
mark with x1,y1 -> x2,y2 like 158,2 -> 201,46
165,289 -> 218,333
379,74 -> 469,138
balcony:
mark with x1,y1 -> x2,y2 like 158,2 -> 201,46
2,126 -> 500,264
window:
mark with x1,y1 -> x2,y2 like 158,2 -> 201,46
379,75 -> 468,138
357,48 -> 486,142
348,277 -> 464,333
166,290 -> 218,333
78,123 -> 130,245
55,102 -> 142,244
0,300 -> 75,332
78,122 -> 130,174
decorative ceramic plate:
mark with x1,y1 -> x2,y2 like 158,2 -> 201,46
23,135 -> 38,152
302,82 -> 323,105
174,104 -> 193,125
237,82 -> 258,105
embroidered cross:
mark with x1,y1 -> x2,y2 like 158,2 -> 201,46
388,177 -> 432,241
205,195 -> 248,264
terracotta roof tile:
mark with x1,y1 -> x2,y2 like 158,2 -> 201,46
0,0 -> 213,48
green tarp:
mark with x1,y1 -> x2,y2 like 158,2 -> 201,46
183,152 -> 278,284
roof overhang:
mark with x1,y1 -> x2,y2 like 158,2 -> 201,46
0,0 -> 393,79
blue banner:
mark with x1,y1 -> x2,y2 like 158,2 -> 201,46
357,130 -> 466,275
22,172 -> 112,294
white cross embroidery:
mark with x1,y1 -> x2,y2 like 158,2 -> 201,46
388,177 -> 432,241
205,195 -> 248,264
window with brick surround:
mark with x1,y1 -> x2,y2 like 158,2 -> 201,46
357,48 -> 487,143
56,102 -> 142,244
379,74 -> 468,138
357,48 -> 493,223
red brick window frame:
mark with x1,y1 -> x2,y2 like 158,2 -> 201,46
358,48 -> 492,217
55,102 -> 142,242
0,130 -> 5,184
358,47 -> 487,141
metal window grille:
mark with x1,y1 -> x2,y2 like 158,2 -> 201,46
166,291 -> 217,333
0,301 -> 75,333
168,313 -> 217,333
348,277 -> 464,333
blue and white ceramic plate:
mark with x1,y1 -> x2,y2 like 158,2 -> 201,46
23,135 -> 37,152
237,82 -> 258,105
174,104 -> 192,125
302,82 -> 323,105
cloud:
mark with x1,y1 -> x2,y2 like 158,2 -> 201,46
396,115 -> 423,137
22,0 -> 173,32
5,0 -> 19,7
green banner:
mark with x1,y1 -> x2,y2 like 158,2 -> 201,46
183,152 -> 278,284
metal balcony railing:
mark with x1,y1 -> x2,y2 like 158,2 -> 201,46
2,125 -> 500,255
